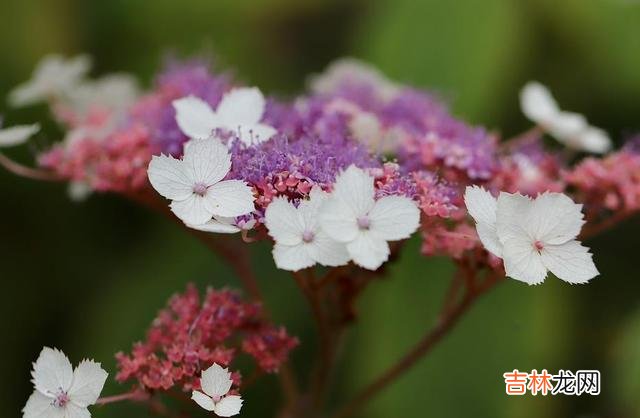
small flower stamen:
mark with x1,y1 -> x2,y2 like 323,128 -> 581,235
357,215 -> 371,230
302,230 -> 315,243
193,183 -> 208,196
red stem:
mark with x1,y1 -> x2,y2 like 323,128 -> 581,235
0,152 -> 60,181
330,270 -> 502,418
96,391 -> 147,405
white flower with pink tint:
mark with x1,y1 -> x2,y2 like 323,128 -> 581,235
464,185 -> 599,285
520,81 -> 611,154
309,58 -> 399,101
191,363 -> 243,417
22,347 -> 107,418
319,165 -> 420,270
173,87 -> 276,146
265,186 -> 349,271
148,138 -> 255,227
9,54 -> 91,107
0,123 -> 40,147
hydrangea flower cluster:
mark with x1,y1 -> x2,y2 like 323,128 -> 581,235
565,141 -> 640,215
4,54 -> 640,418
116,285 -> 297,393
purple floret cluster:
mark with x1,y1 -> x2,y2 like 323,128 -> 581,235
131,59 -> 231,155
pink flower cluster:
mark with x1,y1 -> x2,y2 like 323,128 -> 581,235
39,124 -> 154,193
115,285 -> 298,393
17,58 -> 640,266
565,147 -> 640,215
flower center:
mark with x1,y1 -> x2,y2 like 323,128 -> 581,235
357,216 -> 371,230
533,240 -> 545,251
302,230 -> 315,243
193,183 -> 208,196
212,394 -> 222,403
53,389 -> 70,408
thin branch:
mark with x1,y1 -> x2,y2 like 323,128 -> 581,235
330,270 -> 502,418
579,210 -> 637,241
293,269 -> 336,407
0,152 -> 60,181
124,189 -> 300,405
96,390 -> 147,405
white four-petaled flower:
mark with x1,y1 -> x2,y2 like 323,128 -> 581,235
0,123 -> 40,147
319,165 -> 420,270
9,54 -> 91,107
22,347 -> 108,418
147,138 -> 255,226
191,363 -> 243,417
464,185 -> 599,285
520,81 -> 611,154
173,87 -> 276,146
265,187 -> 350,271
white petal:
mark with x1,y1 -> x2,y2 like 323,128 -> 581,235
170,194 -> 212,225
265,197 -> 305,246
235,123 -> 277,146
368,195 -> 420,241
204,180 -> 255,218
191,390 -> 215,411
465,186 -> 502,256
346,232 -> 390,270
0,123 -> 40,147
332,165 -> 375,216
214,395 -> 243,417
520,82 -> 559,125
273,243 -> 316,271
548,111 -> 588,144
65,403 -> 90,418
475,222 -> 502,258
527,192 -> 584,245
9,83 -> 44,107
578,127 -> 612,154
502,237 -> 548,285
464,186 -> 497,227
187,218 -> 241,234
495,192 -> 532,244
306,231 -> 350,267
217,87 -> 266,127
22,391 -> 62,418
173,96 -> 219,139
200,363 -> 233,398
10,55 -> 90,107
309,58 -> 399,100
540,240 -> 599,284
297,186 -> 329,230
182,138 -> 232,186
68,360 -> 108,407
318,197 -> 359,243
32,347 -> 74,395
147,155 -> 194,201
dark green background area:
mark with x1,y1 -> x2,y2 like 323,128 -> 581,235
1,1 -> 640,417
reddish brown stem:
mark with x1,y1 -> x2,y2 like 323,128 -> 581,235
0,152 -> 60,181
330,270 -> 502,418
579,210 -> 637,241
125,189 -> 300,406
96,391 -> 147,405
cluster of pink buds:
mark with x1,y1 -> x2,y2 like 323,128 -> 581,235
115,284 -> 298,393
565,148 -> 640,215
253,171 -> 314,209
39,124 -> 155,194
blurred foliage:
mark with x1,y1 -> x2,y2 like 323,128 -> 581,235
1,0 -> 639,417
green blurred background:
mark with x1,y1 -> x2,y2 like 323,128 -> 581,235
2,0 -> 640,417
